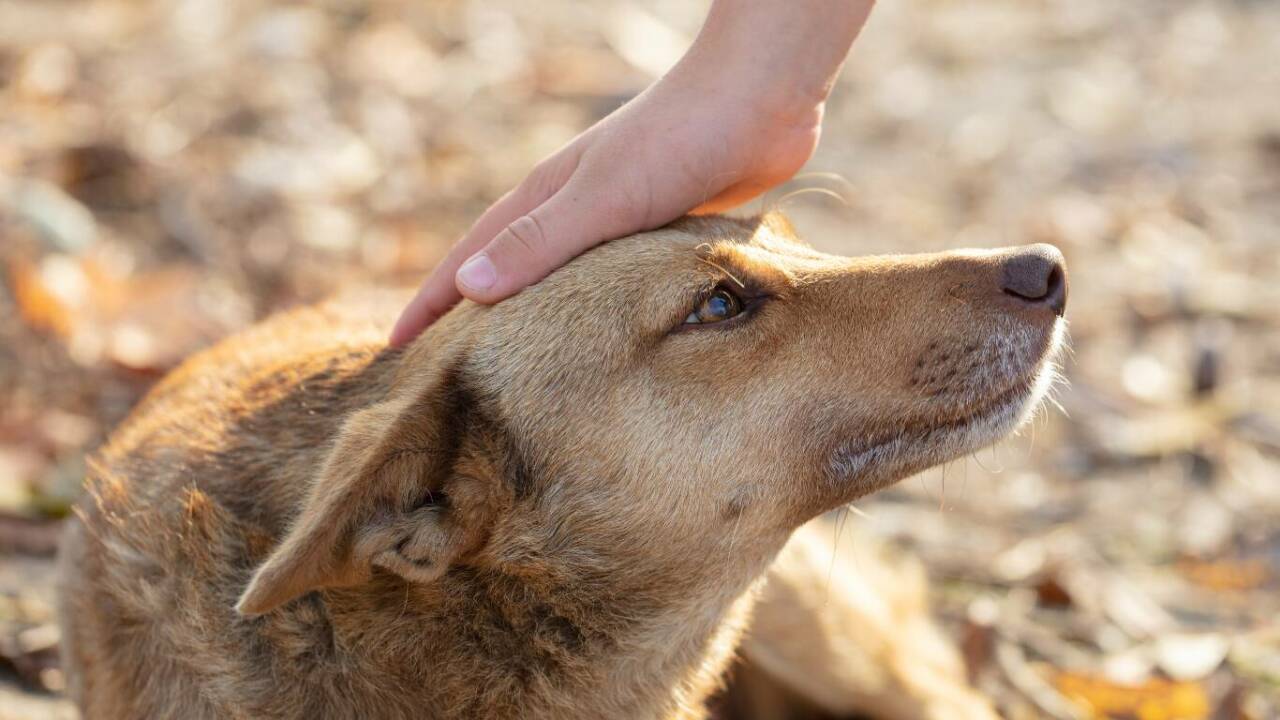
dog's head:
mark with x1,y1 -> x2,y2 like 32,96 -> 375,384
238,214 -> 1065,615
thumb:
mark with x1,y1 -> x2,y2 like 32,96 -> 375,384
455,181 -> 631,304
388,187 -> 539,346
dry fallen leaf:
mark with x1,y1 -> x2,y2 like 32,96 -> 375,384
1175,559 -> 1272,593
1054,671 -> 1210,720
8,253 -> 247,372
7,257 -> 74,340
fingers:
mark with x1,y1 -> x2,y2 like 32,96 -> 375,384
388,186 -> 542,346
456,177 -> 629,304
387,267 -> 461,347
390,146 -> 589,346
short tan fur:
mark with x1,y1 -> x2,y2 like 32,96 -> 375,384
59,214 -> 1065,719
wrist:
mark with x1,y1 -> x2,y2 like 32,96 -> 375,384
667,42 -> 825,137
679,0 -> 871,116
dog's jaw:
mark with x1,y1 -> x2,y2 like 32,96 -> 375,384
827,320 -> 1065,496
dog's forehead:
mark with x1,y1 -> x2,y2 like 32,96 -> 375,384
468,213 -> 824,366
465,220 -> 761,393
593,214 -> 817,273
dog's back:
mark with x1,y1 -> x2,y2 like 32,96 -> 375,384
58,295 -> 407,718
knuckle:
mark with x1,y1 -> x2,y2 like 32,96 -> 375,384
500,215 -> 549,257
521,156 -> 574,202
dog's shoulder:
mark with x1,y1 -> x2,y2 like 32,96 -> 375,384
73,290 -> 407,605
62,290 -> 420,715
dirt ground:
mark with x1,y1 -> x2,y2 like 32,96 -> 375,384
2,0 -> 1278,718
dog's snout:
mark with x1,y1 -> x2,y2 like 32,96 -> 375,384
1000,244 -> 1067,317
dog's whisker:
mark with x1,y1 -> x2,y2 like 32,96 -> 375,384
824,506 -> 851,607
843,503 -> 873,521
790,171 -> 855,187
970,444 -> 1003,475
772,186 -> 850,209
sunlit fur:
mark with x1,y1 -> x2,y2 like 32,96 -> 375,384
57,213 -> 1063,719
733,519 -> 1001,720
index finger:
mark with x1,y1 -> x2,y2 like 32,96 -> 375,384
388,187 -> 537,346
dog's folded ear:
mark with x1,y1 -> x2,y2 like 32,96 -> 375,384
236,357 -> 484,617
759,210 -> 798,240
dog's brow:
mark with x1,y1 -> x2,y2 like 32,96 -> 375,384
697,242 -> 796,297
695,256 -> 745,288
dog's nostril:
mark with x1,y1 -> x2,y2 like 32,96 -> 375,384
1001,244 -> 1067,316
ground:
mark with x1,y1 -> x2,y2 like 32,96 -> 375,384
1,0 -> 1278,718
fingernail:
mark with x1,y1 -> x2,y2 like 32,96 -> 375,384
457,254 -> 497,291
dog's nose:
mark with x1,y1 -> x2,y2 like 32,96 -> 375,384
1000,244 -> 1067,317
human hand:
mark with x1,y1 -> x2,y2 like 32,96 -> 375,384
391,0 -> 874,345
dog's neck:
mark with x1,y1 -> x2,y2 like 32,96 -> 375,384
252,345 -> 770,718
317,541 -> 762,720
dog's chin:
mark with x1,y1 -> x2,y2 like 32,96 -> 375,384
827,323 -> 1064,499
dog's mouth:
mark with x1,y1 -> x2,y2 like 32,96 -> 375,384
827,324 -> 1064,495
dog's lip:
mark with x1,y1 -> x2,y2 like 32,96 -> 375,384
924,374 -> 1037,427
898,377 -> 1033,445
829,371 -> 1039,476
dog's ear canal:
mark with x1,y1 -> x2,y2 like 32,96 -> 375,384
236,360 -> 483,617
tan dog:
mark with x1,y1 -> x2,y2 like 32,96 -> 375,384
58,213 -> 1065,719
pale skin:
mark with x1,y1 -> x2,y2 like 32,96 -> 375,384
390,0 -> 876,345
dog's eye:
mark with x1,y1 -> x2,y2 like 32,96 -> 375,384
684,288 -> 744,325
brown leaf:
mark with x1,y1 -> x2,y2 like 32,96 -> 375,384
1036,573 -> 1074,609
1176,559 -> 1272,593
1054,672 -> 1211,720
7,257 -> 74,339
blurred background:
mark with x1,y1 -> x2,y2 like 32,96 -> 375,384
1,0 -> 1278,717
